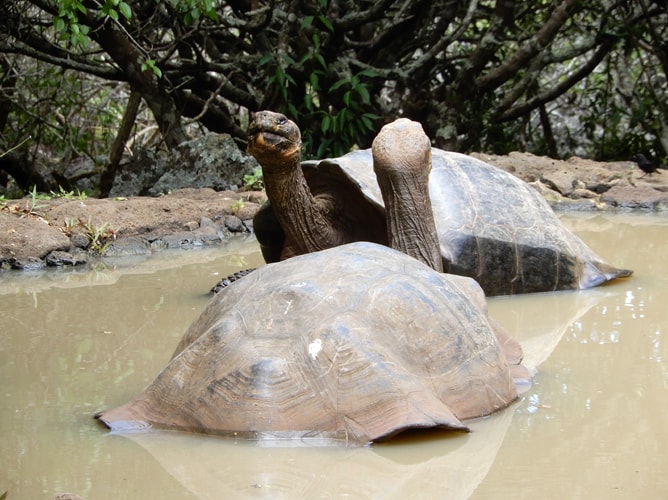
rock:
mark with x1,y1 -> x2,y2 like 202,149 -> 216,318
223,214 -> 245,232
103,236 -> 152,256
45,250 -> 88,267
51,493 -> 86,500
571,188 -> 598,199
10,256 -> 46,270
541,170 -> 577,195
600,185 -> 668,210
184,220 -> 199,231
70,233 -> 90,249
149,220 -> 227,250
109,134 -> 259,197
109,148 -> 167,197
0,216 -> 70,264
149,134 -> 258,196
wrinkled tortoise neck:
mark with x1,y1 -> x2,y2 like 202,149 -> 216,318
373,120 -> 443,272
260,150 -> 334,257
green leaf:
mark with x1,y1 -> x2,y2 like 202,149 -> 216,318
301,15 -> 314,29
258,53 -> 274,66
356,84 -> 370,104
309,72 -> 320,91
315,53 -> 327,70
357,69 -> 381,78
329,79 -> 348,91
318,15 -> 334,32
281,53 -> 297,65
322,115 -> 331,134
119,2 -> 132,19
54,17 -> 65,33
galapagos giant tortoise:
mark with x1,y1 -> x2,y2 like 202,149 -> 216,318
97,119 -> 527,445
248,111 -> 631,296
96,242 -> 527,445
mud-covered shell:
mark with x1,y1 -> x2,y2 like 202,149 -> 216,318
96,242 -> 520,445
255,149 -> 631,295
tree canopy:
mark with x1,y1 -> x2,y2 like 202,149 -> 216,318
1,0 -> 667,195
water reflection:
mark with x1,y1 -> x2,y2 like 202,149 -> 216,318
1,213 -> 667,498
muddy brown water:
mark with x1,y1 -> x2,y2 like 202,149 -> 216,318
1,214 -> 666,499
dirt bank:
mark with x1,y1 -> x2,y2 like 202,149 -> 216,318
1,152 -> 666,270
0,188 -> 266,270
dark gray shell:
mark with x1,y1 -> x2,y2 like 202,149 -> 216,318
256,149 -> 631,295
97,242 -> 521,445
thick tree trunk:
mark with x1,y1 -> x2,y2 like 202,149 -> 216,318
100,87 -> 141,197
0,152 -> 51,192
90,24 -> 190,149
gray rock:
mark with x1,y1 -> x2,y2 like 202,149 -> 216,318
70,233 -> 90,249
223,214 -> 245,232
11,256 -> 46,270
109,148 -> 167,197
46,250 -> 88,267
600,185 -> 668,210
109,133 -> 258,197
150,222 -> 227,250
540,170 -> 576,196
149,134 -> 258,195
103,236 -> 152,257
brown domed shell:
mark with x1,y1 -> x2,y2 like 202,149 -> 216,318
97,242 -> 522,445
255,149 -> 631,295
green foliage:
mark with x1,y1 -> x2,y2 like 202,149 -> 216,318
229,198 -> 244,215
242,166 -> 264,190
49,186 -> 88,200
167,0 -> 219,24
53,0 -> 132,48
27,185 -> 48,213
141,59 -> 163,78
4,0 -> 668,190
2,56 -> 135,177
260,34 -> 382,158
99,0 -> 133,22
53,0 -> 91,48
82,217 -> 116,254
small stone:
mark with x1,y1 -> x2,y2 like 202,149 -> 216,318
570,188 -> 598,199
46,250 -> 88,267
11,256 -> 45,270
223,215 -> 245,232
70,233 -> 90,249
199,217 -> 217,229
103,236 -> 151,256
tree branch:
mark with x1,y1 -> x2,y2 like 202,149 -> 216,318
477,0 -> 577,92
497,37 -> 616,122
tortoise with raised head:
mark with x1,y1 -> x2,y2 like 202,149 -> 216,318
97,119 -> 527,445
247,111 -> 631,295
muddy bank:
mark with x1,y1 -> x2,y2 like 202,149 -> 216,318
0,188 -> 266,270
1,152 -> 666,270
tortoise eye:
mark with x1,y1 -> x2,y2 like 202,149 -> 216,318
277,117 -> 287,125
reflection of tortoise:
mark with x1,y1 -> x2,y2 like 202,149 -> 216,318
97,119 -> 527,445
97,241 -> 528,445
249,111 -> 631,295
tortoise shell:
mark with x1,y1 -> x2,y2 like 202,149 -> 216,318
254,149 -> 631,295
97,242 -> 525,445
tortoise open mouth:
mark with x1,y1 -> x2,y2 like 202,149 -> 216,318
249,130 -> 288,148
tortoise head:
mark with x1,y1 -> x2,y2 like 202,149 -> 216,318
372,118 -> 442,272
247,111 -> 302,168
